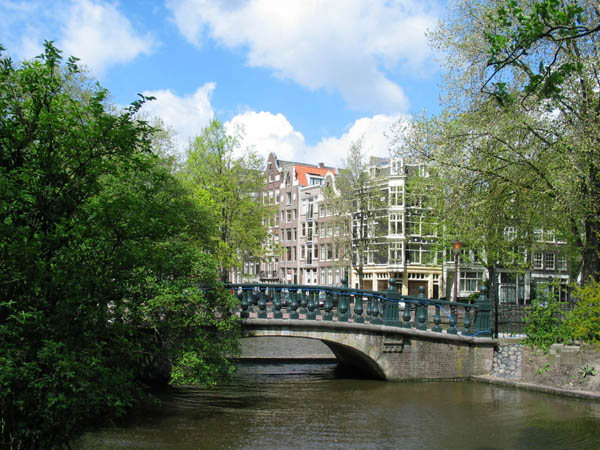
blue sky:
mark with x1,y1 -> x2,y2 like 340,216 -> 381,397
1,0 -> 445,166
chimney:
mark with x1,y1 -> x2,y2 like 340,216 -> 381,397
319,162 -> 325,168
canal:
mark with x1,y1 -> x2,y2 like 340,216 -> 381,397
76,339 -> 600,449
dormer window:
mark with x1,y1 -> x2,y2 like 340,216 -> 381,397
309,176 -> 323,186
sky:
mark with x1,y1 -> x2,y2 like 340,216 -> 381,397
1,0 -> 446,167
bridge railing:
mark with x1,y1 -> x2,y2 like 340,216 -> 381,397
225,278 -> 492,337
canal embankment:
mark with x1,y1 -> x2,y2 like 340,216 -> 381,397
474,338 -> 600,401
240,336 -> 600,400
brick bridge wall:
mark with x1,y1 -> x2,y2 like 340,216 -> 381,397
242,319 -> 495,381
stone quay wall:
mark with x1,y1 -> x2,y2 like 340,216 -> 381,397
479,339 -> 600,399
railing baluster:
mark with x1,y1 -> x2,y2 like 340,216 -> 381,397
307,289 -> 316,320
402,301 -> 412,328
241,287 -> 250,319
416,286 -> 428,331
353,293 -> 364,323
273,288 -> 283,319
323,290 -> 333,321
333,290 -> 340,320
462,306 -> 472,335
289,287 -> 299,319
299,289 -> 308,316
258,286 -> 267,319
447,305 -> 458,335
312,290 -> 320,319
432,304 -> 442,332
370,297 -> 382,324
338,290 -> 349,322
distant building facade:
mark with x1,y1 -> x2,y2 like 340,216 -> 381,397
231,152 -> 569,302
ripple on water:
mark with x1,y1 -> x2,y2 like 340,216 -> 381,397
75,363 -> 600,450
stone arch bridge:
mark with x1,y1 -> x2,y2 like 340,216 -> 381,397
231,281 -> 497,381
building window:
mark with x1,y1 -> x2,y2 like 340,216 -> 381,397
557,255 -> 567,271
460,271 -> 484,292
389,242 -> 403,264
286,192 -> 291,205
504,226 -> 516,241
389,185 -> 402,206
368,242 -> 388,265
286,210 -> 292,222
545,252 -> 555,270
390,213 -> 403,235
533,252 -> 543,269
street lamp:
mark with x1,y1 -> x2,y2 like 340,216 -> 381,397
452,240 -> 462,302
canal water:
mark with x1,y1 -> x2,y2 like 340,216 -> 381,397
76,361 -> 600,449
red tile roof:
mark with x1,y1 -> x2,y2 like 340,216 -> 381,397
295,165 -> 336,187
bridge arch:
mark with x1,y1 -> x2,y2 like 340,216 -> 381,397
241,333 -> 386,379
241,318 -> 496,381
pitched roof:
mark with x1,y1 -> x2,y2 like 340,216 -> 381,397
294,165 -> 336,187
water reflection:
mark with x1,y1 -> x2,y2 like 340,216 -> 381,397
76,362 -> 600,450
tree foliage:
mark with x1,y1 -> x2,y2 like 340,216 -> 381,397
523,281 -> 572,351
182,119 -> 269,281
325,139 -> 387,288
0,42 -> 239,449
400,0 -> 600,284
565,280 -> 600,344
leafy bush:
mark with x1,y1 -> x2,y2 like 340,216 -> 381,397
565,280 -> 600,344
524,283 -> 572,351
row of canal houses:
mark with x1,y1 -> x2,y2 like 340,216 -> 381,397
229,152 -> 570,305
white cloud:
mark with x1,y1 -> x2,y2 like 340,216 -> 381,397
0,0 -> 155,76
225,111 -> 306,161
167,0 -> 439,113
60,0 -> 155,76
312,114 -> 407,167
225,110 -> 406,167
141,83 -> 216,153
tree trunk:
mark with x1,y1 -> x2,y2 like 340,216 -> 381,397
580,215 -> 600,285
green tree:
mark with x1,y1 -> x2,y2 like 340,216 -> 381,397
325,139 -> 387,289
397,110 -> 548,304
400,0 -> 600,285
0,42 -> 239,449
182,119 -> 269,281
